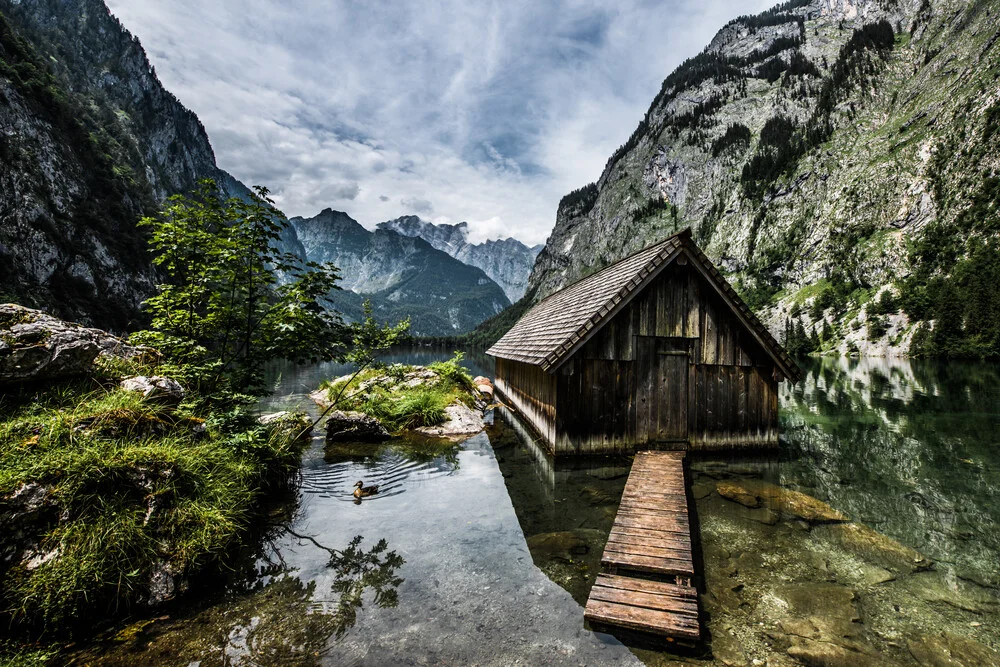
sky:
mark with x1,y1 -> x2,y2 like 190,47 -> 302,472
105,0 -> 775,246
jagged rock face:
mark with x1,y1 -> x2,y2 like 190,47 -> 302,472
528,0 -> 1000,355
0,0 -> 251,329
378,216 -> 543,302
284,211 -> 512,335
0,303 -> 144,386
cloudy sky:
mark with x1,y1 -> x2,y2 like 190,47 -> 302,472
105,0 -> 774,245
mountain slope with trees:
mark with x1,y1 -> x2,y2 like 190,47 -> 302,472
524,0 -> 1000,357
0,0 -> 251,329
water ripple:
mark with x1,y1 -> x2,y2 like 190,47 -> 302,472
300,447 -> 459,501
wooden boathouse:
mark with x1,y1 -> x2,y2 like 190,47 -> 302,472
487,228 -> 801,455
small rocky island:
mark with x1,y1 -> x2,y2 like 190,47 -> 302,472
310,354 -> 495,444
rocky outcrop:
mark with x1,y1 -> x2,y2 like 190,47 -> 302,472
814,521 -> 932,573
325,411 -> 392,443
523,0 -> 1000,355
0,304 -> 144,386
378,216 -> 543,302
414,403 -> 485,438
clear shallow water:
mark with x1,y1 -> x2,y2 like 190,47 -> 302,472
70,351 -> 1000,666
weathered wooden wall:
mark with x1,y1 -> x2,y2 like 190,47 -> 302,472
495,357 -> 557,448
550,261 -> 779,453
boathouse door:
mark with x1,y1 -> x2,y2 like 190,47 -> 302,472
636,337 -> 689,447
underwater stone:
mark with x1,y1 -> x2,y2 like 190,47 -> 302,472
716,480 -> 761,508
814,522 -> 931,573
719,480 -> 849,524
907,632 -> 1000,667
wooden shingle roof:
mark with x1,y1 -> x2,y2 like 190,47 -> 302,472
487,228 -> 801,382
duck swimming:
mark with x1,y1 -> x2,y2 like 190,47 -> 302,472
353,481 -> 379,498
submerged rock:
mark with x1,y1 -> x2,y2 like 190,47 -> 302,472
0,304 -> 145,386
120,375 -> 185,405
525,529 -> 606,563
716,480 -> 761,508
813,522 -> 931,573
716,479 -> 849,524
415,402 -> 485,439
325,411 -> 391,443
907,632 -> 1000,667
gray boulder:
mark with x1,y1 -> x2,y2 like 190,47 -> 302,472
120,375 -> 185,405
0,304 -> 144,386
415,402 -> 485,439
325,410 -> 391,443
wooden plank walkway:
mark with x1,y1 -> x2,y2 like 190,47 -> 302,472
584,451 -> 701,642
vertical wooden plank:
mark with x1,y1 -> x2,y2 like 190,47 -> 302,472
719,320 -> 734,366
668,277 -> 684,337
702,302 -> 718,365
686,270 -> 700,338
738,368 -> 748,432
655,280 -> 667,337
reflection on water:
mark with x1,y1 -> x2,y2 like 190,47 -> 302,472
781,356 -> 1000,588
68,350 -> 1000,666
495,356 -> 1000,665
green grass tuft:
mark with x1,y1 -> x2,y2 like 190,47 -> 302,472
0,381 -> 303,632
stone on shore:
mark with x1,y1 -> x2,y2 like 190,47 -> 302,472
120,375 -> 185,405
415,402 -> 485,438
0,303 -> 146,386
325,410 -> 391,443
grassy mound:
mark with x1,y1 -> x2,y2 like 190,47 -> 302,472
320,354 -> 476,433
0,367 -> 306,634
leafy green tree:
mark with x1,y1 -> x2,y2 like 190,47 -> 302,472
133,179 -> 346,396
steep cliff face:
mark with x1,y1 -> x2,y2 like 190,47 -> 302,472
378,216 -> 543,302
285,210 -> 512,336
0,0 -> 247,329
528,0 -> 1000,356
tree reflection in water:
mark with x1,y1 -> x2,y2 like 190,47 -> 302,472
68,535 -> 404,666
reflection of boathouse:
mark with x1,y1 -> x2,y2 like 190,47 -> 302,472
487,229 -> 801,455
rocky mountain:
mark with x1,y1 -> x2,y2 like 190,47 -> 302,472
284,210 -> 511,336
525,0 -> 1000,357
0,0 -> 250,330
378,216 -> 543,302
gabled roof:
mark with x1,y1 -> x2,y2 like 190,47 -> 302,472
487,228 -> 801,382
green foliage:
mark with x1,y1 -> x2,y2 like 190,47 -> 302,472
132,179 -> 346,398
783,318 -> 820,357
362,389 -> 450,431
558,183 -> 599,214
0,381 -> 304,631
428,352 -> 475,390
324,352 -> 474,434
711,123 -> 752,158
904,237 -> 1000,358
741,115 -> 801,198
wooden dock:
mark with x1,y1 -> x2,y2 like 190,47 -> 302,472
584,451 -> 700,642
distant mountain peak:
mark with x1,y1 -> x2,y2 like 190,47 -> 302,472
377,216 -> 541,302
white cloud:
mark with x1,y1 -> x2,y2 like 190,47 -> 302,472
105,0 -> 776,246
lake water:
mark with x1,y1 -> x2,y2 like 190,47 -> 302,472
71,350 -> 1000,666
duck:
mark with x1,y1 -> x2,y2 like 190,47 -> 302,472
353,481 -> 379,498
